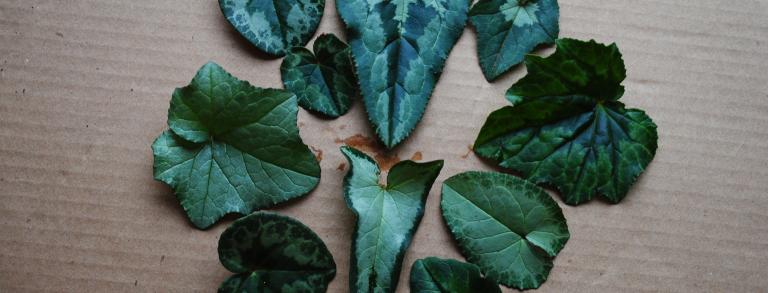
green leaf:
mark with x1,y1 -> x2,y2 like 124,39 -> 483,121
152,62 -> 320,229
281,33 -> 357,118
217,212 -> 336,293
440,171 -> 569,290
474,38 -> 658,205
336,0 -> 470,148
410,257 -> 502,293
340,146 -> 444,292
470,0 -> 559,81
219,0 -> 324,56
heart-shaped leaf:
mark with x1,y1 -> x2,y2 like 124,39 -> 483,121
340,146 -> 444,292
441,171 -> 569,290
219,0 -> 324,56
474,38 -> 658,205
470,0 -> 559,81
217,212 -> 336,292
410,257 -> 501,293
281,33 -> 357,117
336,0 -> 470,148
152,62 -> 320,229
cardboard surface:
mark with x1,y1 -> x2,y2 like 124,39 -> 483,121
1,0 -> 767,292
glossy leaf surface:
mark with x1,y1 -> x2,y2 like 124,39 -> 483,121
341,146 -> 444,292
336,0 -> 470,148
441,171 -> 569,289
152,62 -> 320,229
474,39 -> 658,205
281,34 -> 357,117
410,257 -> 501,293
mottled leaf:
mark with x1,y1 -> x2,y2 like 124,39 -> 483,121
410,257 -> 501,293
474,39 -> 658,205
217,212 -> 336,293
441,171 -> 569,290
340,146 -> 444,292
281,33 -> 357,117
219,0 -> 324,56
336,0 -> 470,148
152,62 -> 320,229
470,0 -> 559,80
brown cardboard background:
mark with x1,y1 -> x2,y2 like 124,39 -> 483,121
1,0 -> 767,292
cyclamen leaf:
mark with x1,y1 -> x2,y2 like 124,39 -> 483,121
219,0 -> 324,56
217,212 -> 336,293
441,171 -> 569,290
152,62 -> 320,229
336,0 -> 470,148
281,33 -> 357,117
470,0 -> 559,81
340,146 -> 444,292
410,257 -> 501,293
474,39 -> 658,205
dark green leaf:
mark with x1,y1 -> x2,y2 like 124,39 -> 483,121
340,146 -> 444,292
219,0 -> 324,56
441,171 -> 569,290
152,62 -> 320,229
281,34 -> 357,117
474,39 -> 658,205
336,0 -> 470,148
410,257 -> 501,293
217,212 -> 336,293
470,0 -> 559,81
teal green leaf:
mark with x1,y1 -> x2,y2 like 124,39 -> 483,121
474,39 -> 658,205
336,0 -> 470,148
340,146 -> 444,292
281,33 -> 357,118
470,0 -> 559,81
219,0 -> 324,56
217,212 -> 336,293
152,62 -> 320,229
441,171 -> 570,290
410,257 -> 501,293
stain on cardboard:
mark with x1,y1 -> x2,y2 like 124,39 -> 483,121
340,134 -> 400,171
410,151 -> 423,161
460,145 -> 473,159
310,146 -> 323,162
336,163 -> 346,171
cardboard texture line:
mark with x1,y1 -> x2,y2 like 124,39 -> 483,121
1,0 -> 767,292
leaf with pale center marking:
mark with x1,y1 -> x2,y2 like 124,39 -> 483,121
152,62 -> 320,229
281,33 -> 357,117
219,0 -> 324,56
341,146 -> 444,292
410,257 -> 501,293
441,171 -> 569,290
217,212 -> 336,293
474,38 -> 658,205
336,0 -> 470,148
470,0 -> 559,81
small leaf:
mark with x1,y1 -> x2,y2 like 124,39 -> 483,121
281,34 -> 357,117
441,171 -> 569,290
152,62 -> 320,229
340,146 -> 444,292
217,212 -> 336,293
474,38 -> 658,204
336,0 -> 470,148
410,257 -> 501,293
219,0 -> 324,56
470,0 -> 559,81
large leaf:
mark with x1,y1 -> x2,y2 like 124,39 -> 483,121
340,146 -> 444,292
217,212 -> 336,292
336,0 -> 470,148
470,0 -> 559,81
410,257 -> 501,293
152,62 -> 320,229
281,33 -> 357,117
219,0 -> 324,56
441,171 -> 569,290
474,38 -> 658,205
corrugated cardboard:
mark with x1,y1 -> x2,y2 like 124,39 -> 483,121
1,0 -> 767,292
